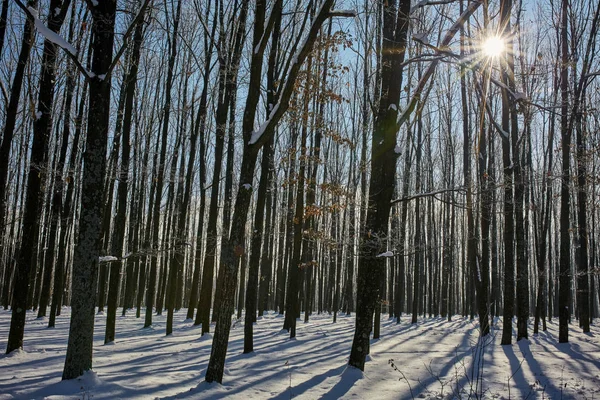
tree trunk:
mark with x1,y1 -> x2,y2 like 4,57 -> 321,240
5,0 -> 41,354
196,1 -> 244,331
105,2 -> 145,342
0,2 -> 37,333
499,0 -> 516,346
349,0 -> 411,371
144,0 -> 182,329
558,0 -> 570,344
62,0 -> 116,379
205,0 -> 336,383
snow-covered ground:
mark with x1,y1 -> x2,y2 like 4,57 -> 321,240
0,308 -> 598,399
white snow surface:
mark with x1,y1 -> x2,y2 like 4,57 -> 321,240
1,308 -> 599,399
376,251 -> 394,257
98,256 -> 118,262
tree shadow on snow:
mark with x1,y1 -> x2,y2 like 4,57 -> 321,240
315,365 -> 364,399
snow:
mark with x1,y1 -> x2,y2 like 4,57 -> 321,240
394,145 -> 402,155
28,7 -> 77,56
1,308 -> 599,399
35,111 -> 42,120
98,256 -> 118,262
376,251 -> 394,257
249,103 -> 279,145
412,32 -> 429,44
242,183 -> 252,190
330,9 -> 358,17
513,91 -> 528,101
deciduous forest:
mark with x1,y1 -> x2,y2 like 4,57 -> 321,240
0,0 -> 599,398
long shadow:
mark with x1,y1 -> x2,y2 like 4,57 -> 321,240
17,373 -> 134,400
271,364 -> 347,399
516,339 -> 563,397
532,328 -> 599,376
318,365 -> 364,399
226,338 -> 351,375
501,343 -> 537,399
381,325 -> 477,399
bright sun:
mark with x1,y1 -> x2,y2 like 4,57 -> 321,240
482,36 -> 505,57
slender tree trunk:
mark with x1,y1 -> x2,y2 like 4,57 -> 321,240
500,0 -> 516,346
0,2 -> 37,322
49,5 -> 79,327
349,0 -> 411,371
5,0 -> 41,353
105,2 -> 145,342
145,0 -> 182,329
206,0 -> 336,383
34,0 -> 71,320
558,0 -> 570,344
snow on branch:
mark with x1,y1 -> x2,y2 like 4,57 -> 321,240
28,7 -> 76,55
16,0 -> 151,82
248,0 -> 355,147
488,75 -> 527,102
329,10 -> 357,17
14,0 -> 94,79
255,0 -> 284,56
411,0 -> 460,15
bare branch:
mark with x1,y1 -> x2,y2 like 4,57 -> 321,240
14,0 -> 93,79
390,187 -> 467,205
105,0 -> 152,79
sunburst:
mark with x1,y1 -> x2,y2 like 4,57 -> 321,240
481,36 -> 505,58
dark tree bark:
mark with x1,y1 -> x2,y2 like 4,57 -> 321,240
508,31 -> 528,344
62,0 -> 116,379
49,5 -> 79,328
196,0 -> 246,333
0,2 -> 37,327
205,0 -> 339,383
284,102 -> 309,338
144,0 -> 182,329
411,112 -> 424,325
476,80 -> 491,337
5,0 -> 42,354
533,60 -> 559,334
459,2 -> 485,332
185,2 -> 216,320
165,0 -> 194,336
105,2 -> 146,343
243,34 -> 279,350
350,0 -> 411,370
0,0 -> 8,57
185,87 -> 210,320
30,0 -> 71,320
558,0 -> 570,344
499,0 -> 516,346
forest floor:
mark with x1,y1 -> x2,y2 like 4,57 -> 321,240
0,307 -> 599,399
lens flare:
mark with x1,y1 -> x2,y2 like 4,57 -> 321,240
482,36 -> 505,57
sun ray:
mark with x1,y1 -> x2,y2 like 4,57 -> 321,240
482,36 -> 505,57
